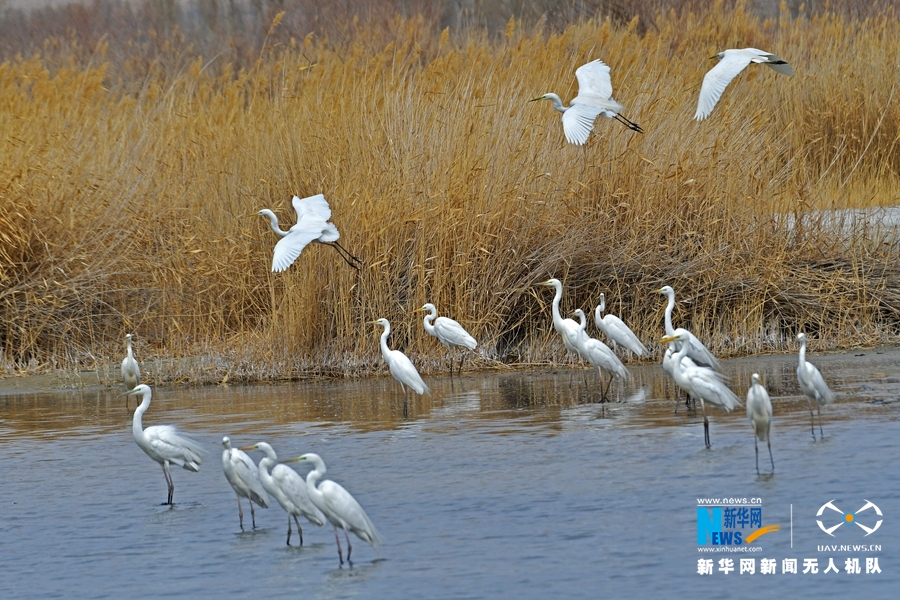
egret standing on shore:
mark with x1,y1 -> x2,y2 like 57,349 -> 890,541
416,303 -> 477,376
127,384 -> 204,505
121,333 -> 140,407
594,293 -> 647,357
694,48 -> 793,121
222,437 -> 269,530
283,453 -> 381,566
746,374 -> 774,475
240,442 -> 325,546
258,194 -> 361,271
529,59 -> 643,145
372,318 -> 429,414
796,332 -> 834,439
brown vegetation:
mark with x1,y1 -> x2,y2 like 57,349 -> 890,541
0,0 -> 898,383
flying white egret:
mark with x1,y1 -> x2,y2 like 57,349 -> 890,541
221,437 -> 269,530
283,453 -> 381,566
594,293 -> 648,357
661,333 -> 740,448
258,193 -> 361,272
121,333 -> 140,408
657,286 -> 721,370
746,373 -> 774,475
694,48 -> 794,121
240,442 -> 325,546
416,303 -> 477,376
539,279 -> 587,362
529,59 -> 643,145
573,309 -> 629,401
372,318 -> 429,414
796,332 -> 834,439
127,384 -> 204,505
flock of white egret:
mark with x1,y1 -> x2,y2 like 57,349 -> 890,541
530,48 -> 793,144
116,43 -> 808,564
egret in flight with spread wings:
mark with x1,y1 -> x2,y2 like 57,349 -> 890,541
661,333 -> 740,448
796,333 -> 834,440
530,59 -> 642,144
372,318 -> 429,414
416,303 -> 477,376
595,293 -> 648,357
121,333 -> 140,408
240,442 -> 325,546
282,453 -> 381,566
127,384 -> 204,505
694,48 -> 793,121
222,437 -> 269,530
746,374 -> 774,475
258,194 -> 361,271
573,309 -> 629,401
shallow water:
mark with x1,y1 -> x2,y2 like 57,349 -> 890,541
2,348 -> 899,598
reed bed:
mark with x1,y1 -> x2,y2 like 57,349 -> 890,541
1,1 -> 899,383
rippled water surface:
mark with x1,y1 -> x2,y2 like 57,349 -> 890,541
2,348 -> 899,598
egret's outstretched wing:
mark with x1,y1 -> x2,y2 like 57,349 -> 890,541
574,60 -> 614,102
292,194 -> 332,222
695,53 -> 755,121
560,104 -> 605,145
271,229 -> 321,272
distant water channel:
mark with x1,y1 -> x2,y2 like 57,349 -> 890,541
2,349 -> 899,598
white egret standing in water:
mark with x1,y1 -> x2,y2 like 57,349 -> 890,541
127,384 -> 204,505
240,442 -> 325,546
594,293 -> 648,357
372,318 -> 429,415
530,59 -> 643,144
121,333 -> 140,408
573,309 -> 629,401
539,279 -> 587,364
694,48 -> 793,121
661,333 -> 740,448
416,303 -> 477,376
258,194 -> 361,271
796,332 -> 834,440
221,436 -> 269,530
746,374 -> 774,475
283,453 -> 381,566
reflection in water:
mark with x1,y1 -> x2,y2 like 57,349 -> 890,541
1,349 -> 899,598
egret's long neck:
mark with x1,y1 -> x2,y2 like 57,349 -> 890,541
599,295 -> 606,316
264,212 -> 289,237
305,466 -> 324,503
132,396 -> 150,439
379,326 -> 392,359
550,283 -> 564,329
258,456 -> 274,485
664,293 -> 675,336
546,93 -> 567,113
672,342 -> 689,374
575,311 -> 586,333
798,340 -> 807,367
126,338 -> 134,359
423,310 -> 436,335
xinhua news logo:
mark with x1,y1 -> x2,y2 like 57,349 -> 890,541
697,498 -> 780,550
817,499 -> 883,537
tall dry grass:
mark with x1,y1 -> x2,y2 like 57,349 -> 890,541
1,1 -> 899,382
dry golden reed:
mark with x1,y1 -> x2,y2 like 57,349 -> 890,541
1,1 -> 899,383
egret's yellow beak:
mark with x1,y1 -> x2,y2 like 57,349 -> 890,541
528,96 -> 544,102
238,445 -> 257,452
280,456 -> 305,464
660,335 -> 679,344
